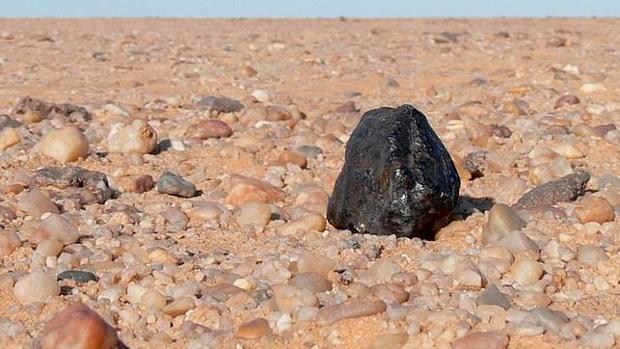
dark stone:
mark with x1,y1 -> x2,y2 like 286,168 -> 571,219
196,96 -> 244,113
57,270 -> 98,283
327,104 -> 460,238
514,170 -> 590,210
0,115 -> 22,130
157,172 -> 197,198
12,96 -> 91,122
464,151 -> 488,179
33,166 -> 112,204
476,284 -> 511,310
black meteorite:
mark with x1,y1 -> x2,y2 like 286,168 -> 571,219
327,104 -> 460,238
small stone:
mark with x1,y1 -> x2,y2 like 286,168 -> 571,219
452,331 -> 506,349
463,151 -> 488,178
368,333 -> 407,349
554,95 -> 580,109
577,245 -> 608,266
32,214 -> 80,246
107,119 -> 157,154
482,204 -> 526,244
250,90 -> 270,103
580,83 -> 606,94
497,231 -> 540,255
335,101 -> 359,113
582,332 -> 615,349
476,285 -> 511,310
157,172 -> 197,198
327,104 -> 460,238
57,270 -> 98,283
575,196 -> 615,224
277,150 -> 308,168
529,307 -> 569,333
35,239 -> 63,257
118,174 -> 154,193
276,213 -> 326,235
272,285 -> 319,313
141,290 -> 166,309
203,283 -> 244,302
0,127 -> 21,150
162,207 -> 189,232
235,318 -> 271,340
369,283 -> 409,304
13,270 -> 60,304
551,144 -> 584,159
235,202 -> 272,228
289,272 -> 331,293
36,304 -> 118,349
297,252 -> 337,276
34,126 -> 89,163
163,297 -> 195,317
514,170 -> 590,209
0,231 -> 20,257
196,96 -> 244,113
17,190 -> 60,218
186,119 -> 233,139
226,176 -> 285,206
316,297 -> 387,324
510,260 -> 543,286
13,97 -> 91,123
242,65 -> 258,77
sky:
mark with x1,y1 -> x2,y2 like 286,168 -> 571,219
0,0 -> 618,18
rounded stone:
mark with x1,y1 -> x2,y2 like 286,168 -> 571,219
13,270 -> 60,304
575,196 -> 615,224
34,126 -> 89,163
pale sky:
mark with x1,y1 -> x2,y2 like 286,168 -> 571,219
0,0 -> 619,18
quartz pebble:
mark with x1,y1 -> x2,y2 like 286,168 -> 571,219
107,119 -> 157,154
0,231 -> 20,257
276,213 -> 326,235
36,304 -> 118,349
477,285 -> 511,309
226,176 -> 285,206
289,272 -> 331,293
273,285 -> 318,313
13,270 -> 60,304
577,245 -> 608,266
186,119 -> 233,139
17,190 -> 60,218
235,318 -> 271,340
297,252 -> 337,276
163,297 -> 195,317
0,127 -> 21,150
157,172 -> 197,198
235,202 -> 272,228
510,260 -> 543,285
452,331 -> 506,349
575,196 -> 615,224
482,204 -> 526,244
316,297 -> 387,324
32,213 -> 80,245
34,126 -> 89,163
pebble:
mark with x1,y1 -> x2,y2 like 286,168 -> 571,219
297,252 -> 337,276
554,95 -> 580,109
196,96 -> 244,113
0,231 -> 20,257
235,318 -> 271,340
250,90 -> 270,103
580,83 -> 606,94
582,332 -> 615,348
117,174 -> 154,193
476,285 -> 511,310
482,203 -> 526,244
34,126 -> 89,163
141,290 -> 166,309
577,245 -> 608,266
32,214 -> 80,245
161,207 -> 189,232
277,150 -> 308,168
156,172 -> 197,198
289,272 -> 331,293
368,333 -> 407,349
276,213 -> 326,235
272,285 -> 318,313
575,196 -> 615,224
316,297 -> 387,324
57,270 -> 98,283
529,307 -> 569,333
226,176 -> 285,206
369,283 -> 409,304
36,304 -> 118,349
17,190 -> 60,218
106,119 -> 158,154
33,166 -> 112,204
510,259 -> 543,285
13,270 -> 60,304
235,202 -> 272,228
0,127 -> 21,150
514,170 -> 590,209
497,231 -> 540,255
452,331 -> 506,349
162,297 -> 195,317
186,119 -> 233,139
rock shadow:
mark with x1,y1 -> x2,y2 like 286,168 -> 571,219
430,195 -> 495,240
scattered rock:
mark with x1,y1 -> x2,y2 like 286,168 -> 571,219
32,213 -> 80,245
107,119 -> 158,154
197,96 -> 244,113
235,202 -> 272,228
0,231 -> 21,257
0,127 -> 21,150
554,95 -> 580,109
34,126 -> 89,163
510,259 -> 543,286
335,101 -> 359,113
575,196 -> 615,224
226,175 -> 285,206
36,304 -> 118,349
482,204 -> 526,244
17,189 -> 60,218
514,170 -> 590,209
13,270 -> 60,304
57,270 -> 98,283
157,172 -> 197,198
34,166 -> 112,204
117,174 -> 154,193
186,119 -> 233,139
327,105 -> 460,238
289,272 -> 331,293
452,331 -> 506,349
235,318 -> 271,340
13,97 -> 91,123
577,245 -> 608,266
316,297 -> 387,324
476,285 -> 511,309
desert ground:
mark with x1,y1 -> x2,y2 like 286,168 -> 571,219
0,18 -> 620,348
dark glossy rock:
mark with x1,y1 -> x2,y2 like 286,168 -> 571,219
34,166 -> 112,204
327,104 -> 460,238
57,270 -> 98,283
157,172 -> 197,198
514,170 -> 590,209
